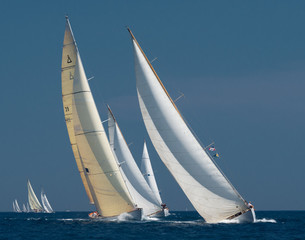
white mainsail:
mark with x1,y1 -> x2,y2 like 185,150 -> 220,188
26,203 -> 30,212
107,106 -> 162,216
62,17 -> 137,218
128,28 -> 253,223
141,141 -> 162,205
22,204 -> 27,212
13,200 -> 22,213
27,180 -> 43,212
41,191 -> 54,213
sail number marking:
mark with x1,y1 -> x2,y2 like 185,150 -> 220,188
67,55 -> 72,63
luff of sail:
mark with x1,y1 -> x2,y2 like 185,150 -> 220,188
61,17 -> 136,218
107,106 -> 161,216
141,141 -> 162,206
128,28 -> 251,223
27,180 -> 43,212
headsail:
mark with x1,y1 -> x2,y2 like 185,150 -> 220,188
27,180 -> 43,212
61,17 -> 136,217
41,191 -> 54,213
141,141 -> 162,205
107,106 -> 161,216
13,200 -> 22,213
128,28 -> 251,223
22,204 -> 27,212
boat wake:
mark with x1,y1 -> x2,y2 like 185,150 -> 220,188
255,218 -> 277,223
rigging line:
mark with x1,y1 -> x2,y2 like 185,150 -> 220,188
174,92 -> 185,103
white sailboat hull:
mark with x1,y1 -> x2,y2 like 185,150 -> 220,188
148,207 -> 170,218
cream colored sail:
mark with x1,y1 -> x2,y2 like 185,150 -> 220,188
61,17 -> 135,217
61,17 -> 94,205
107,106 -> 161,216
128,29 -> 251,223
141,141 -> 162,205
27,180 -> 43,212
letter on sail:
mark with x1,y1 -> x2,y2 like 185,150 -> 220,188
61,17 -> 137,218
128,28 -> 253,223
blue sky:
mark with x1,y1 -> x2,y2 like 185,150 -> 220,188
0,0 -> 305,211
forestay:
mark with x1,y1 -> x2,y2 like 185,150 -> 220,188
107,107 -> 161,216
61,17 -> 135,217
128,28 -> 249,223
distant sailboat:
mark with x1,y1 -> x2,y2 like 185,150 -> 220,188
61,17 -> 141,219
141,141 -> 169,216
22,204 -> 27,213
13,199 -> 22,213
107,106 -> 165,217
128,28 -> 255,223
41,191 -> 54,213
27,180 -> 43,213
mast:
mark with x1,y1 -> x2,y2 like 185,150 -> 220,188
61,17 -> 136,217
128,28 -> 251,223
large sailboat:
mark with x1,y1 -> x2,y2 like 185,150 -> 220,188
141,141 -> 169,216
27,180 -> 43,213
107,106 -> 165,217
61,17 -> 141,219
128,28 -> 255,223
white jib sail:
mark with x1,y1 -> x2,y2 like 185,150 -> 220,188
27,180 -> 43,212
22,204 -> 26,212
129,29 -> 250,223
62,17 -> 136,217
107,107 -> 161,216
41,192 -> 53,213
141,141 -> 162,205
14,200 -> 21,212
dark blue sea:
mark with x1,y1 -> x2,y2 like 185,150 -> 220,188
1,211 -> 304,239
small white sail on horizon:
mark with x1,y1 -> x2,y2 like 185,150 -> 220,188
41,191 -> 54,213
128,28 -> 254,223
61,17 -> 141,219
27,180 -> 43,213
13,199 -> 22,213
107,106 -> 162,217
22,204 -> 27,213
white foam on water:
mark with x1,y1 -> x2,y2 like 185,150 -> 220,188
218,219 -> 240,224
255,218 -> 277,223
142,215 -> 159,221
116,212 -> 137,222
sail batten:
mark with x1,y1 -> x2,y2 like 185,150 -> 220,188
130,29 -> 250,223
